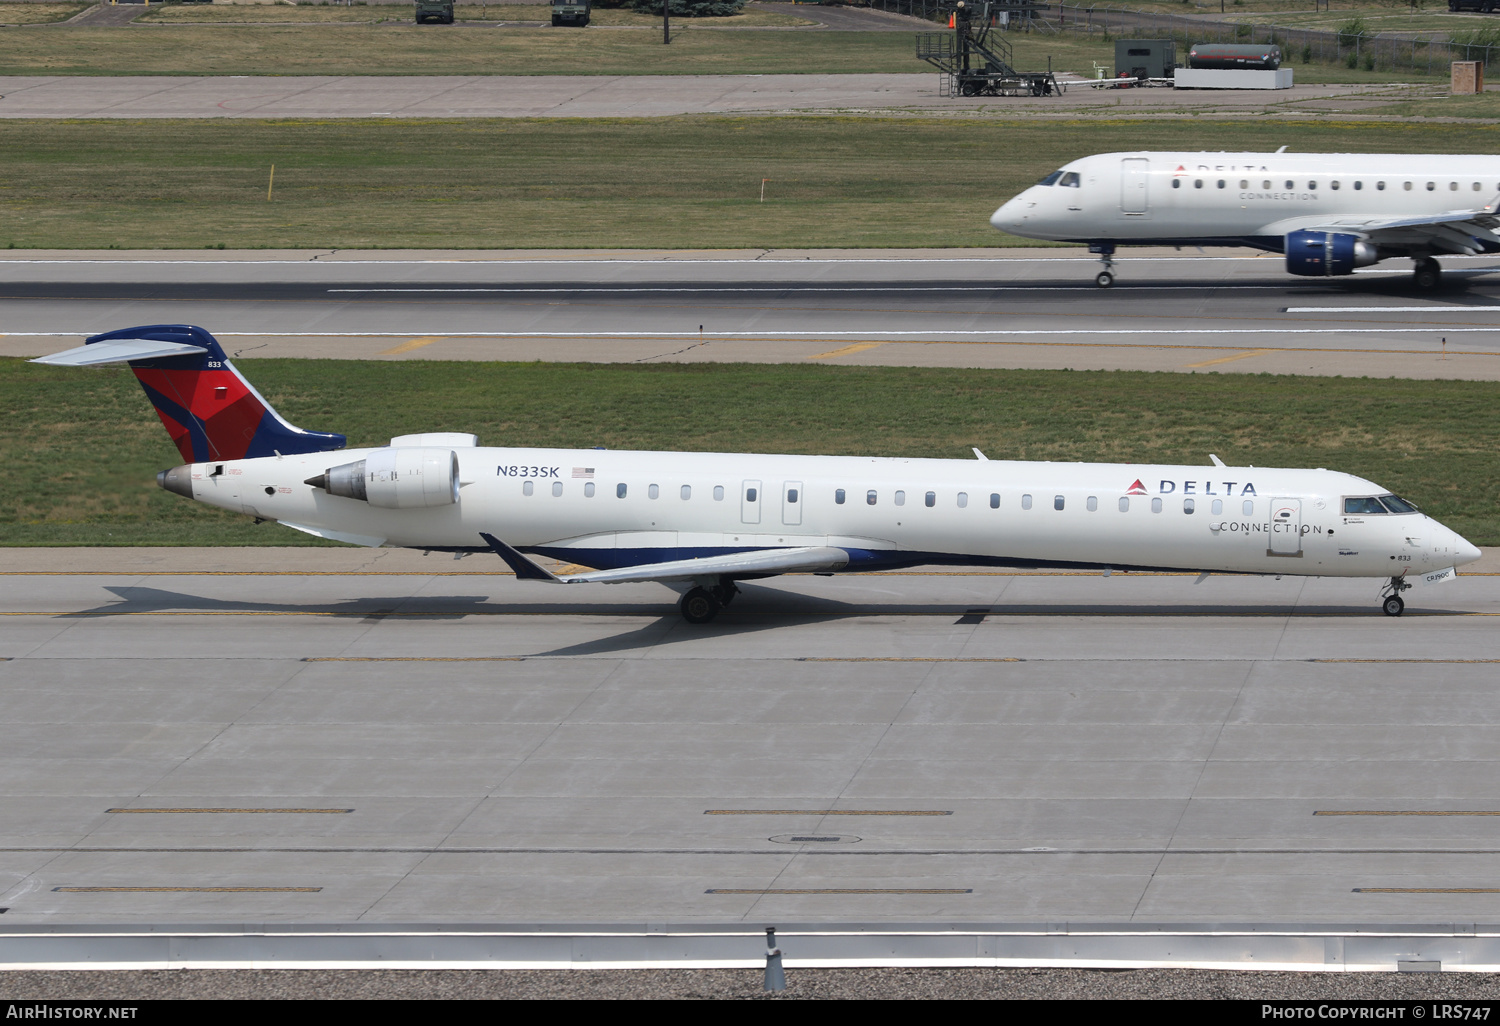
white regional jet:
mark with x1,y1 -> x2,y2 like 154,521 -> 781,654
35,325 -> 1482,622
990,150 -> 1500,289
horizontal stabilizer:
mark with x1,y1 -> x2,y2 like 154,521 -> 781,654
480,533 -> 563,582
31,338 -> 207,367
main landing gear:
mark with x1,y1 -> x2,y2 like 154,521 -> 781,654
1091,242 -> 1117,288
679,581 -> 740,624
1413,256 -> 1442,291
1380,574 -> 1412,617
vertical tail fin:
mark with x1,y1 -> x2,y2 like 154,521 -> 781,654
35,325 -> 346,462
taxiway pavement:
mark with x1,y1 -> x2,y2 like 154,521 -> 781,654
2,547 -> 1500,924
3,248 -> 1498,378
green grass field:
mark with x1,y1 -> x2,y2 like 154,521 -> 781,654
1,117 -> 1495,250
4,358 -> 1496,547
137,3 -> 814,25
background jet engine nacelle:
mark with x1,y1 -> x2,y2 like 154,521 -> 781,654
1285,230 -> 1379,277
310,447 -> 459,508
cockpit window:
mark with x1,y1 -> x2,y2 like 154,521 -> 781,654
1344,496 -> 1389,515
1378,494 -> 1418,513
1037,171 -> 1065,186
1059,171 -> 1081,188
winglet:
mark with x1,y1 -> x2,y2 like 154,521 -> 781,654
1210,454 -> 1226,468
972,447 -> 989,461
479,533 -> 563,582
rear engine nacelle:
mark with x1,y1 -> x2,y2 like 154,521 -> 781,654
306,447 -> 459,509
1285,230 -> 1379,277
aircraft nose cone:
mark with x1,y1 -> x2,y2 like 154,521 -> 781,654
1455,533 -> 1483,566
990,201 -> 1015,231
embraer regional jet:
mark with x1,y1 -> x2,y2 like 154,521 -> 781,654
35,325 -> 1482,622
990,151 -> 1500,288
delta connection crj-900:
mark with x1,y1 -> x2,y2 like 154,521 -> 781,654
35,325 -> 1481,624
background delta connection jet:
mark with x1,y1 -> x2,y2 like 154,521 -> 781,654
35,324 -> 1482,623
991,150 -> 1500,289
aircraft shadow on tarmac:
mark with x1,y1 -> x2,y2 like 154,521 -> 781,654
69,585 -> 1459,659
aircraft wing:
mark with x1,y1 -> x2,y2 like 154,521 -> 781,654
1263,197 -> 1500,255
480,533 -> 851,585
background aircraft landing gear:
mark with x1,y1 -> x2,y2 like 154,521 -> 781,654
1380,575 -> 1412,617
680,587 -> 721,624
1413,257 -> 1442,291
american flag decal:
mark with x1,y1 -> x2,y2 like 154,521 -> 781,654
572,467 -> 595,479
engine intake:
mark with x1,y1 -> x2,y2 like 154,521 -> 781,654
306,447 -> 459,509
1285,230 -> 1379,277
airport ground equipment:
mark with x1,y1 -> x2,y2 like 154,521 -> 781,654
1449,0 -> 1497,10
1187,42 -> 1281,70
415,0 -> 454,23
552,0 -> 591,26
916,1 -> 1061,97
1114,39 -> 1175,80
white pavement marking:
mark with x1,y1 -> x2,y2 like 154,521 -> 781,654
1286,306 -> 1500,313
14,328 -> 1500,338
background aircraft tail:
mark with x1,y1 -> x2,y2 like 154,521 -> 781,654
38,325 -> 346,462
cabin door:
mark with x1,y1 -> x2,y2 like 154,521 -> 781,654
741,479 -> 762,525
1268,497 -> 1303,555
1121,157 -> 1150,215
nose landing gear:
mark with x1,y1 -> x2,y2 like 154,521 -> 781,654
1090,242 -> 1117,288
1380,574 -> 1412,616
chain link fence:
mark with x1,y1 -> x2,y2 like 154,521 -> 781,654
860,0 -> 1495,72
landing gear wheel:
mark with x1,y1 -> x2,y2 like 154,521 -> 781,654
1382,594 -> 1405,617
680,587 -> 722,624
711,582 -> 739,608
1413,258 -> 1441,291
1095,270 -> 1115,288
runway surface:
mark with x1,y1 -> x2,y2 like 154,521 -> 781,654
4,248 -> 1500,377
3,546 -> 1500,924
0,75 -> 1411,119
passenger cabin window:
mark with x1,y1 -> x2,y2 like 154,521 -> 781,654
1377,181 -> 1386,191
1285,180 -> 1294,190
552,481 -> 563,497
713,485 -> 724,501
1308,180 -> 1317,190
1118,496 -> 1129,512
746,487 -> 758,502
1172,179 -> 1181,189
616,483 -> 627,498
835,488 -> 846,505
924,491 -> 936,508
867,490 -> 877,505
894,490 -> 906,507
1086,496 -> 1098,512
1404,182 -> 1413,191
681,485 -> 691,500
957,492 -> 968,508
787,488 -> 798,503
584,481 -> 596,497
1053,495 -> 1065,511
1183,498 -> 1195,514
1217,179 -> 1226,189
989,493 -> 1000,509
1426,182 -> 1436,191
1059,172 -> 1081,188
1151,497 -> 1163,513
1354,181 -> 1363,190
523,480 -> 534,496
1194,179 -> 1203,189
1021,494 -> 1033,510
1476,182 -> 1484,192
1331,180 -> 1340,190
648,484 -> 659,499
1450,181 -> 1460,191
1240,179 -> 1248,189
1242,499 -> 1253,516
1262,179 -> 1271,189
1212,499 -> 1223,515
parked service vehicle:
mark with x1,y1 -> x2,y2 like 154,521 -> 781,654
415,0 -> 454,24
1449,0 -> 1497,11
552,0 -> 591,26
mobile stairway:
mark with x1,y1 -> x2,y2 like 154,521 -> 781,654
916,1 -> 1062,96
